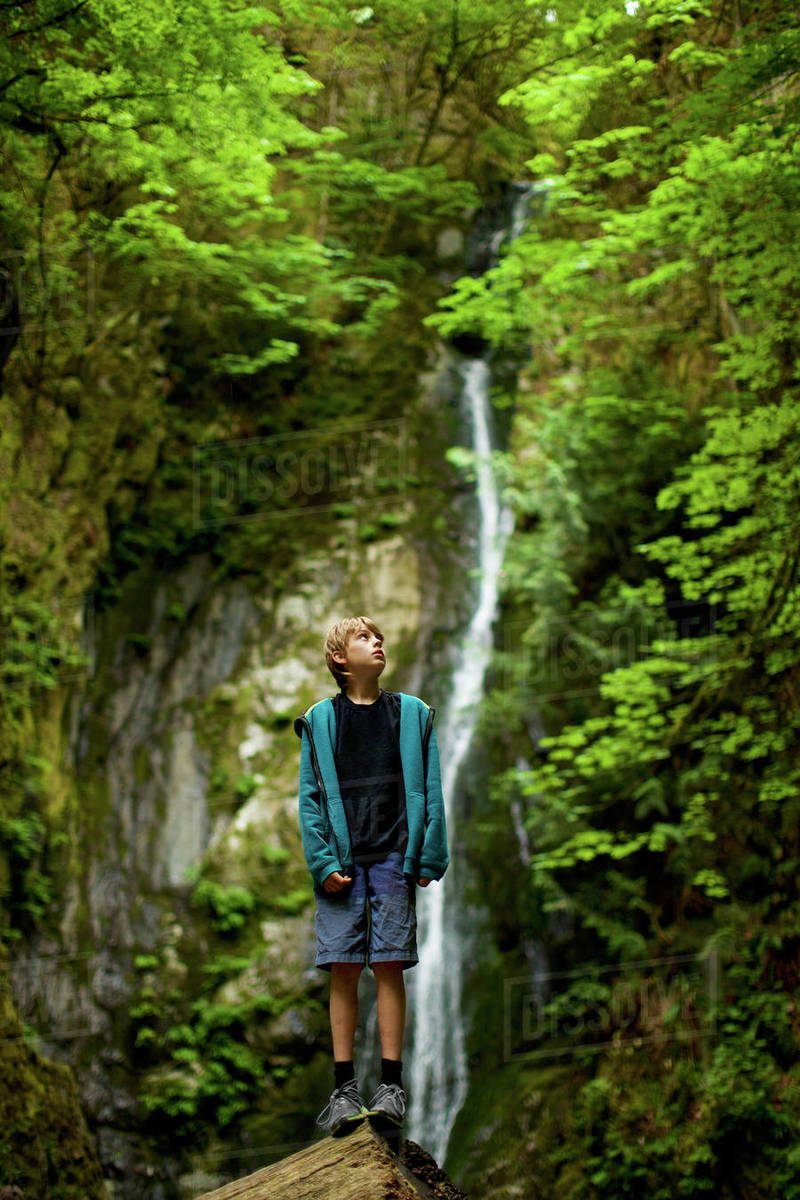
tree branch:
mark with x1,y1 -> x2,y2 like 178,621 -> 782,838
7,0 -> 88,39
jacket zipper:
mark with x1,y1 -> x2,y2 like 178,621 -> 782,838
422,706 -> 434,772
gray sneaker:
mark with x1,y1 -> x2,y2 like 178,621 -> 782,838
316,1077 -> 368,1136
366,1082 -> 406,1126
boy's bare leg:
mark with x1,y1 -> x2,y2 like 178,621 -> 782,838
329,962 -> 362,1061
372,961 -> 405,1060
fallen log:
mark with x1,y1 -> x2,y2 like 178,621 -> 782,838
194,1120 -> 468,1200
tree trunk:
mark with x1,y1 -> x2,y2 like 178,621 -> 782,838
194,1120 -> 467,1200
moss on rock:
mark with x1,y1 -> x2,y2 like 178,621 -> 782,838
0,938 -> 107,1198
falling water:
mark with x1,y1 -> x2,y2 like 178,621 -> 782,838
360,185 -> 539,1164
404,355 -> 515,1162
402,185 -> 544,1162
398,187 -> 545,1166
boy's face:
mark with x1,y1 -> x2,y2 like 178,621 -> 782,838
334,626 -> 385,680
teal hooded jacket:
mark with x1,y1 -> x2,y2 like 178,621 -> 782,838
293,691 -> 449,889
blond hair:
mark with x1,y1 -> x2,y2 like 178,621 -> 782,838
324,616 -> 384,690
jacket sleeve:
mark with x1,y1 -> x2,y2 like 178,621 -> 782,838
298,726 -> 343,889
419,723 -> 449,880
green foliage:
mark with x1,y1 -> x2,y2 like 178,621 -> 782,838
438,0 -> 800,1193
277,0 -> 543,175
0,808 -> 54,938
261,843 -> 291,866
0,600 -> 91,727
134,954 -> 161,972
270,885 -> 313,915
129,948 -> 289,1141
234,773 -> 259,802
2,0 -> 325,295
0,744 -> 64,940
567,937 -> 800,1198
2,0 -> 799,1190
189,879 -> 256,934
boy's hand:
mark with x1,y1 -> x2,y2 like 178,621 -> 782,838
417,876 -> 434,887
322,871 -> 352,893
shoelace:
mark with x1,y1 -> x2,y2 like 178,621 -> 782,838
317,1079 -> 363,1126
370,1083 -> 406,1108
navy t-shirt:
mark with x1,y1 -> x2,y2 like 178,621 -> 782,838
332,688 -> 408,865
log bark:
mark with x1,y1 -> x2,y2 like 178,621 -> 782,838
194,1120 -> 466,1200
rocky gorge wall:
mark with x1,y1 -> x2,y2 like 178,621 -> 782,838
5,354 -> 484,1199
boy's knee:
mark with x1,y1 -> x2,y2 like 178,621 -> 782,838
330,961 -> 363,977
372,960 -> 404,974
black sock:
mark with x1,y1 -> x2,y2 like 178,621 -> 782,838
381,1057 -> 403,1088
334,1059 -> 356,1089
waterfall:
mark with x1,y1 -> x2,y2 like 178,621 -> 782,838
358,185 -> 540,1163
401,185 -> 546,1162
404,355 -> 515,1162
400,187 -> 544,1165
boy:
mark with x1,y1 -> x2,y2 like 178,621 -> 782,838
293,615 -> 449,1137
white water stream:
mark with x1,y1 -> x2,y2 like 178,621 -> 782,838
404,356 -> 515,1162
360,186 -> 536,1165
401,187 -> 537,1163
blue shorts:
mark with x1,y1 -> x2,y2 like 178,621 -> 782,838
313,851 -> 418,972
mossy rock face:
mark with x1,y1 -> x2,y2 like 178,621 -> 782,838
0,246 -> 473,1197
0,939 -> 107,1198
448,1058 -> 583,1199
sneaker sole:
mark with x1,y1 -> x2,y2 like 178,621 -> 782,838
366,1109 -> 404,1131
330,1111 -> 369,1138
